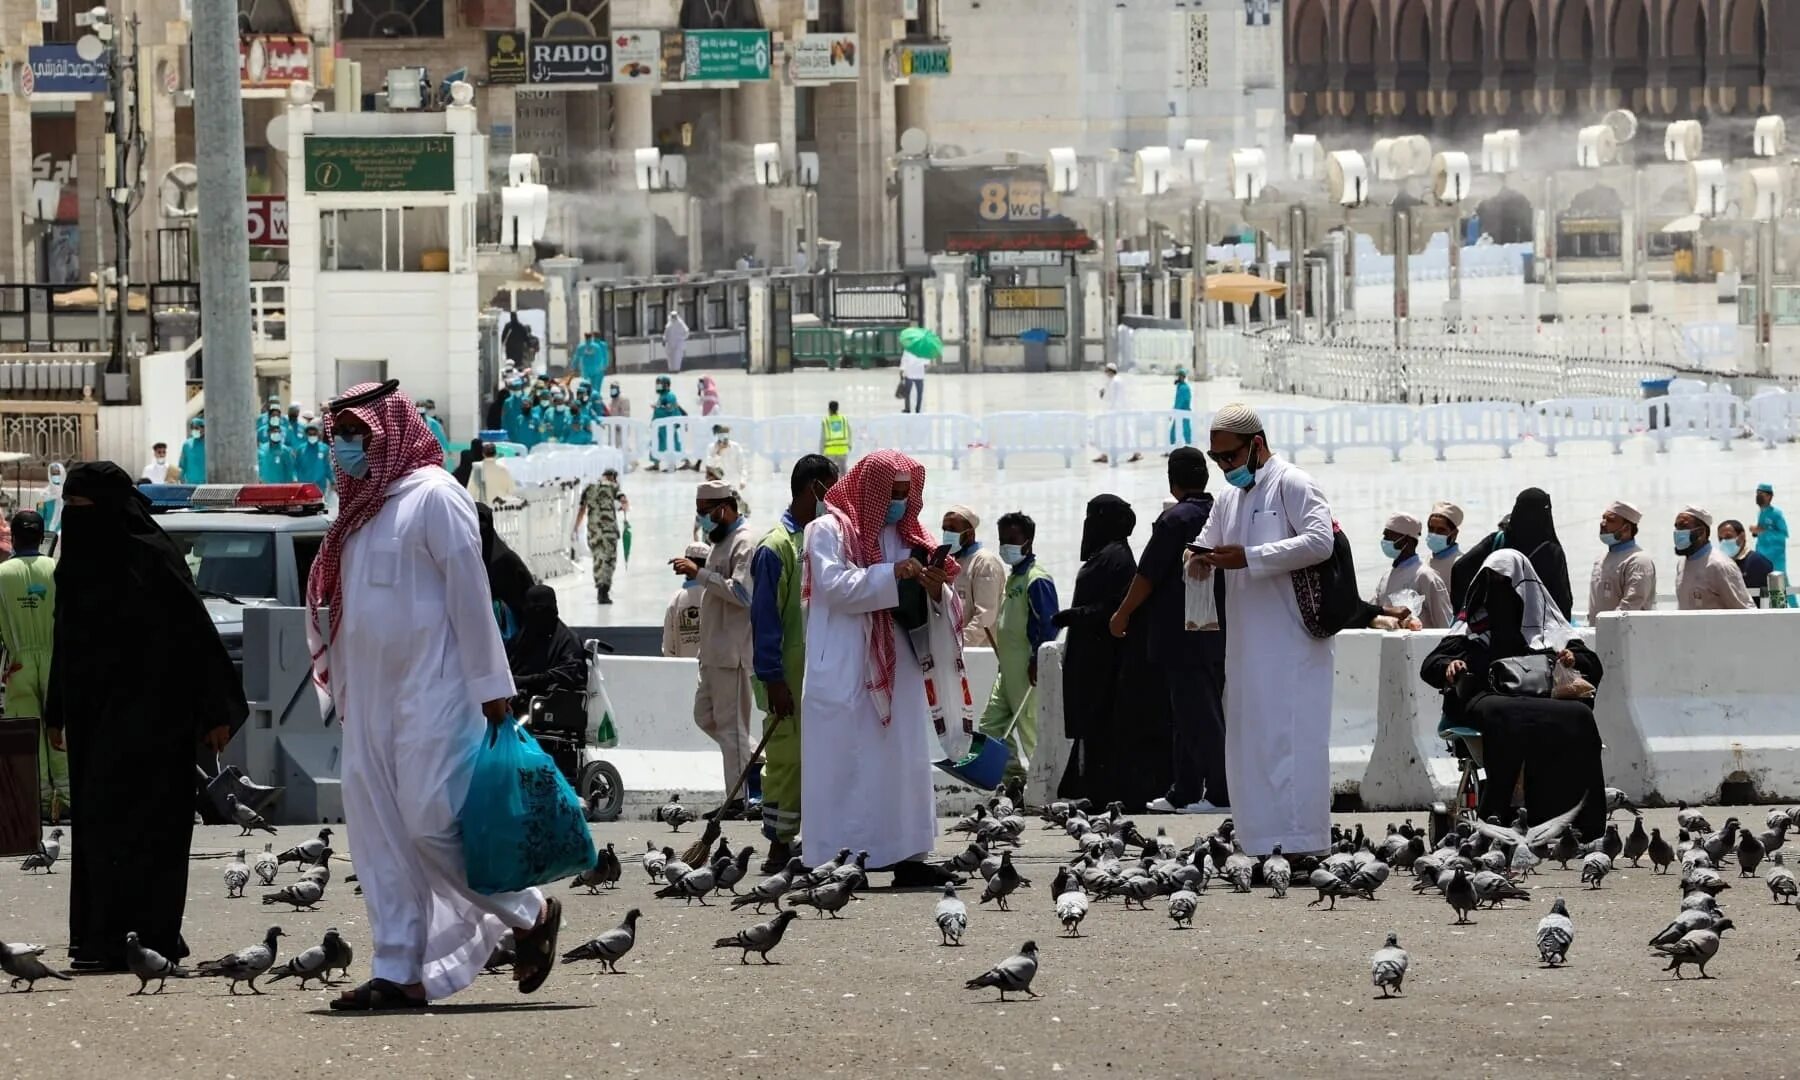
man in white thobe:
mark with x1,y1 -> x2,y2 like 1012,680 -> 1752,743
1194,403 -> 1336,856
1094,363 -> 1139,464
310,380 -> 559,1010
801,448 -> 966,886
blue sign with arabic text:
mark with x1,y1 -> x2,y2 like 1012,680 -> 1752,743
28,44 -> 110,95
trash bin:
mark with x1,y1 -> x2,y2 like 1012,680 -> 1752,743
1641,378 -> 1672,432
1019,328 -> 1051,372
1520,253 -> 1536,284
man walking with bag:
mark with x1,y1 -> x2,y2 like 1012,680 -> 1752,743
308,380 -> 560,1010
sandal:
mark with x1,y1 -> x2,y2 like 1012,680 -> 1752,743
512,896 -> 562,995
329,978 -> 428,1011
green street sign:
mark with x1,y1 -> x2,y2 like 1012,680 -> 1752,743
683,29 -> 771,81
304,135 -> 456,193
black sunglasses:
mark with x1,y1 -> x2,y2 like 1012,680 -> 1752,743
1206,435 -> 1259,466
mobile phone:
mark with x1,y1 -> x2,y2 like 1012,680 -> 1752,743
1185,543 -> 1213,555
928,544 -> 952,568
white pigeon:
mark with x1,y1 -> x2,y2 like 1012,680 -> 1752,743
1370,932 -> 1408,998
19,828 -> 62,874
642,842 -> 669,882
1535,897 -> 1574,967
253,843 -> 280,887
934,885 -> 968,947
224,850 -> 250,899
1054,888 -> 1089,937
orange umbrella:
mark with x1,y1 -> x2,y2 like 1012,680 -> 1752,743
1202,272 -> 1287,305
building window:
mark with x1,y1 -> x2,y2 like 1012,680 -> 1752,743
679,0 -> 764,30
238,0 -> 299,34
320,206 -> 451,272
795,86 -> 816,143
342,0 -> 445,39
530,0 -> 611,38
810,0 -> 849,33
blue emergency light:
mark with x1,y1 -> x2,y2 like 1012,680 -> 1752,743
142,483 -> 326,513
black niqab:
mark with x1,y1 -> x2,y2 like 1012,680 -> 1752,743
1079,494 -> 1136,561
508,584 -> 587,701
453,439 -> 484,487
1497,487 -> 1573,620
476,502 -> 536,639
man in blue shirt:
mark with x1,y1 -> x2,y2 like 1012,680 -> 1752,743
978,511 -> 1059,786
1753,482 -> 1788,575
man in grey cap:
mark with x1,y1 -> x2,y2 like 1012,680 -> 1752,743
1674,505 -> 1753,611
672,479 -> 759,809
1588,500 -> 1656,621
1189,403 -> 1336,856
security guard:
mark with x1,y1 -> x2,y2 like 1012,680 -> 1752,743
820,399 -> 851,474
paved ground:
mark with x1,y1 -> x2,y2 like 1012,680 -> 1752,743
4,806 -> 1797,1078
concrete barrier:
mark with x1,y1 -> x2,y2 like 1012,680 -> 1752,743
1363,630 -> 1459,811
1329,630 -> 1384,798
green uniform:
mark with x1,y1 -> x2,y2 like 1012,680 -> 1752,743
580,478 -> 622,592
979,559 -> 1055,785
0,554 -> 59,812
820,413 -> 850,472
750,515 -> 806,844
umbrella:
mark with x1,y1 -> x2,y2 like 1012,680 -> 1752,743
622,517 -> 632,563
1661,214 -> 1703,234
1202,272 -> 1287,305
899,326 -> 943,361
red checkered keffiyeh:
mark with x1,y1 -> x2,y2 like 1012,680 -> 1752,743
805,449 -> 958,725
305,382 -> 446,688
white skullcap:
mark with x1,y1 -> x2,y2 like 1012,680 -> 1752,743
684,543 -> 711,561
1679,504 -> 1714,528
1606,500 -> 1642,525
1429,501 -> 1464,528
1384,512 -> 1422,539
697,479 -> 735,500
1210,403 -> 1263,435
945,503 -> 981,529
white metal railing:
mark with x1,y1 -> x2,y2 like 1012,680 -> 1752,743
489,482 -> 580,580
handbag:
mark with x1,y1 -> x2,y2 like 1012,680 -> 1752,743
460,718 -> 597,895
894,375 -> 908,400
1487,654 -> 1554,697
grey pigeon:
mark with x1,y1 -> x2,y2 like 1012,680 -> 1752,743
1263,846 -> 1292,898
1768,851 -> 1798,903
1581,851 -> 1613,890
1604,787 -> 1639,818
225,793 -> 277,836
562,908 -> 640,972
1307,867 -> 1352,910
1536,898 -> 1574,967
1647,828 -> 1676,874
641,841 -> 668,882
0,940 -> 70,991
1370,932 -> 1408,998
715,846 -> 756,894
799,848 -> 852,889
1444,868 -> 1479,924
1680,866 -> 1731,897
277,828 -> 333,868
571,845 -> 622,893
223,849 -> 250,898
964,940 -> 1039,1000
660,850 -> 693,887
654,793 -> 696,831
253,843 -> 280,886
940,843 -> 987,877
654,864 -> 716,905
484,930 -> 517,972
196,926 -> 284,994
1347,860 -> 1391,900
978,851 -> 1030,911
934,885 -> 968,946
1737,829 -> 1766,876
713,909 -> 798,964
124,931 -> 187,994
1166,888 -> 1198,929
787,878 -> 855,918
266,941 -> 334,990
1622,817 -> 1650,867
321,926 -> 354,982
18,828 -> 62,874
1651,919 -> 1733,979
1054,888 -> 1089,937
263,878 -> 324,911
731,857 -> 803,913
1649,907 -> 1720,948
1471,869 -> 1531,908
829,850 -> 870,893
302,848 -> 335,887
1675,801 -> 1712,835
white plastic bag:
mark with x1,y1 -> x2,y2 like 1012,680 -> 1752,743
1184,573 -> 1220,631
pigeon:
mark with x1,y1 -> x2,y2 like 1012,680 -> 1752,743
713,909 -> 799,964
1475,795 -> 1587,860
1604,787 -> 1639,818
263,878 -> 324,911
655,794 -> 696,831
1581,852 -> 1613,890
18,828 -> 62,874
1536,897 -> 1574,967
1167,888 -> 1198,929
1370,932 -> 1408,998
1647,828 -> 1676,874
787,878 -> 855,919
196,926 -> 284,994
484,930 -> 517,973
979,851 -> 1031,911
1444,868 -> 1479,924
1651,919 -> 1733,979
277,827 -> 333,868
1650,907 -> 1722,947
124,931 -> 187,994
1769,851 -> 1799,904
1054,887 -> 1089,937
1737,829 -> 1766,876
562,908 -> 641,973
321,927 -> 354,983
1679,891 -> 1723,913
1307,867 -> 1352,910
660,849 -> 694,888
964,940 -> 1040,1001
715,846 -> 756,894
225,794 -> 277,836
799,848 -> 853,889
829,850 -> 870,893
1622,817 -> 1649,867
934,885 -> 968,946
0,940 -> 71,991
1676,801 -> 1712,835
1264,846 -> 1292,898
303,848 -> 335,887
1471,869 -> 1532,908
1680,866 -> 1731,897
1347,860 -> 1391,901
266,937 -> 335,990
1600,823 -> 1624,863
253,843 -> 280,886
223,849 -> 250,898
654,864 -> 716,905
732,857 -> 804,913
941,843 -> 988,877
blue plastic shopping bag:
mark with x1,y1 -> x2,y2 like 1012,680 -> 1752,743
460,718 -> 597,895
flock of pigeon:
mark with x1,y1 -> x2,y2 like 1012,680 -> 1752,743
7,786 -> 1796,1003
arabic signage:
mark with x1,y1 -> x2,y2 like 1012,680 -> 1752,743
792,33 -> 858,82
683,29 -> 771,82
246,195 -> 288,246
896,41 -> 951,78
26,44 -> 110,95
304,136 -> 455,193
528,38 -> 610,85
611,29 -> 660,84
486,30 -> 527,85
923,166 -> 1091,254
240,34 -> 311,89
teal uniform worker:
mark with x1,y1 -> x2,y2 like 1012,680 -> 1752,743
1170,367 -> 1194,447
1753,482 -> 1788,575
419,400 -> 451,456
0,511 -> 59,814
568,384 -> 597,445
652,375 -> 687,468
177,418 -> 207,484
257,427 -> 297,483
575,332 -> 610,388
979,511 -> 1059,784
294,421 -> 333,492
255,395 -> 281,443
502,377 -> 529,444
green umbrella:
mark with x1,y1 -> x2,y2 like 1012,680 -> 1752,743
899,326 -> 943,361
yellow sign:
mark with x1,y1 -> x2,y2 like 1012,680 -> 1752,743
977,178 -> 1044,223
990,286 -> 1064,309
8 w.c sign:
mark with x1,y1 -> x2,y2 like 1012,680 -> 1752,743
246,195 -> 287,246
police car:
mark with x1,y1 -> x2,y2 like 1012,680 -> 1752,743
145,483 -> 329,669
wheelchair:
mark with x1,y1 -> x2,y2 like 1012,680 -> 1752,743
521,639 -> 624,823
1429,719 -> 1485,847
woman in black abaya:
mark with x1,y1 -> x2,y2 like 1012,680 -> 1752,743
1451,488 -> 1572,620
46,462 -> 246,970
476,501 -> 536,644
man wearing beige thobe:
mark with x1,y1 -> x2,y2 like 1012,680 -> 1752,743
1674,504 -> 1754,611
1426,501 -> 1464,586
943,503 -> 1005,648
671,480 -> 758,809
1589,499 -> 1657,620
1372,512 -> 1453,628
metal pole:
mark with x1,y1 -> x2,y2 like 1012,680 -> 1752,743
108,17 -> 136,376
1393,209 -> 1411,349
1446,210 -> 1463,321
1540,172 -> 1561,323
1343,222 -> 1357,315
191,0 -> 257,483
1252,215 -> 1269,324
1758,215 -> 1776,376
1101,197 -> 1117,370
1287,204 -> 1307,338
1629,166 -> 1651,313
1192,198 -> 1209,380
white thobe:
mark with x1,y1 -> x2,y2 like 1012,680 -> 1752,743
1196,455 -> 1335,855
142,458 -> 169,483
1104,373 -> 1128,410
328,468 -> 540,1001
800,516 -> 938,868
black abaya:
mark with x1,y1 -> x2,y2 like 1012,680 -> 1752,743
46,463 -> 247,967
476,501 -> 536,640
508,585 -> 587,706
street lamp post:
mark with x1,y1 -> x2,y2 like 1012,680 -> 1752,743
81,7 -> 143,379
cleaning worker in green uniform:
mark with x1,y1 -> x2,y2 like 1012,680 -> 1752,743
820,400 -> 851,475
979,511 -> 1059,786
0,511 -> 60,816
749,454 -> 840,871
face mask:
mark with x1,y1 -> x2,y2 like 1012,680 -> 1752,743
269,433 -> 283,445
884,499 -> 907,526
1223,464 -> 1255,490
610,389 -> 620,398
696,511 -> 718,535
1674,528 -> 1694,551
1599,531 -> 1621,548
332,435 -> 369,478
1425,533 -> 1451,554
1380,539 -> 1402,560
307,434 -> 320,444
941,529 -> 964,550
1721,538 -> 1742,558
999,544 -> 1026,566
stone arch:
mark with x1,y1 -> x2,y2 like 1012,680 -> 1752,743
1611,0 -> 1649,59
1555,0 -> 1594,60
1290,0 -> 1329,66
1445,0 -> 1482,64
1344,0 -> 1379,65
1724,0 -> 1763,56
1666,0 -> 1706,58
1393,0 -> 1430,64
1499,0 -> 1538,64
